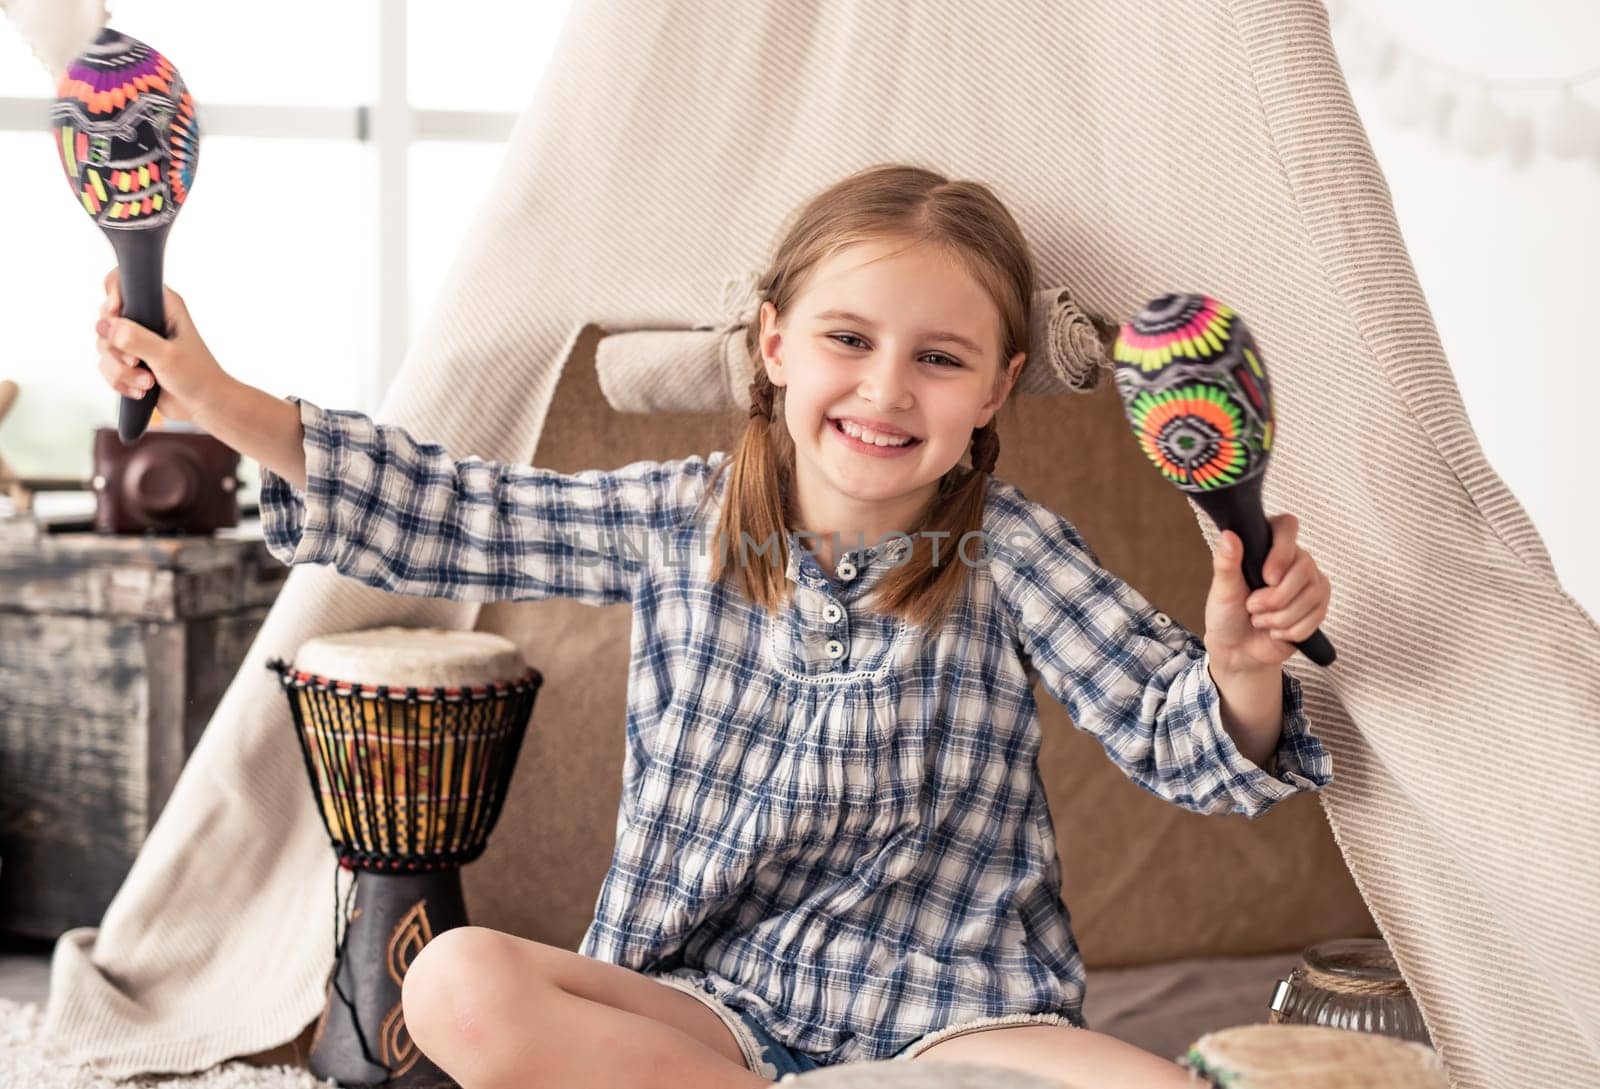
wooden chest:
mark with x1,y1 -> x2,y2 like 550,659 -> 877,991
0,519 -> 287,938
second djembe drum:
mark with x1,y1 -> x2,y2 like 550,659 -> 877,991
269,628 -> 541,1089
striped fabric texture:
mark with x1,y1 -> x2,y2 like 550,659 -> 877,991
40,2 -> 1598,1085
255,397 -> 1330,1063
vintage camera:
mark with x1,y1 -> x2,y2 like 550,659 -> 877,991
92,426 -> 240,534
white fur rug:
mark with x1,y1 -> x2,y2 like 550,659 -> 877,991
0,996 -> 1079,1087
0,1000 -> 330,1089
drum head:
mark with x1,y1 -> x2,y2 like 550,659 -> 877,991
292,627 -> 529,689
1184,1024 -> 1448,1087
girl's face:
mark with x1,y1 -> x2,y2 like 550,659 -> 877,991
759,236 -> 1025,543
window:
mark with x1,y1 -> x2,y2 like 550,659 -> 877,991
0,0 -> 572,516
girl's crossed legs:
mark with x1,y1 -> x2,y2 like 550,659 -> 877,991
400,927 -> 1196,1088
401,926 -> 764,1089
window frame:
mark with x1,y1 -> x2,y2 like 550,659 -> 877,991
0,5 -> 517,409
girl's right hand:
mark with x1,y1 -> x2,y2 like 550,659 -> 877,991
94,268 -> 227,425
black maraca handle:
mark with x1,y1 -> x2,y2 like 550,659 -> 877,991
106,223 -> 170,445
1190,476 -> 1337,667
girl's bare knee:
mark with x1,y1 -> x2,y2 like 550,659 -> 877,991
401,926 -> 510,1050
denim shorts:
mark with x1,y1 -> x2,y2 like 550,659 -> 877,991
651,968 -> 824,1078
650,968 -> 1076,1081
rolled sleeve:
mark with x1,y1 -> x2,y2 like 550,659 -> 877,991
259,396 -> 348,568
997,502 -> 1333,820
1190,654 -> 1334,819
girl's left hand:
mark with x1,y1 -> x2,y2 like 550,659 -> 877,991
1203,513 -> 1331,674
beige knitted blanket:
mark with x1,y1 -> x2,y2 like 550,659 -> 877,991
29,3 -> 1598,1087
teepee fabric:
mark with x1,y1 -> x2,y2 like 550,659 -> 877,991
35,2 -> 1598,1087
0,0 -> 107,78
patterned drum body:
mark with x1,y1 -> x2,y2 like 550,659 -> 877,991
286,683 -> 536,868
270,628 -> 541,872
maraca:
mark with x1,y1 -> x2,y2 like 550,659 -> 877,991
52,28 -> 199,445
1113,294 -> 1336,667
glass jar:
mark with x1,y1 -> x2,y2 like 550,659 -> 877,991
1269,938 -> 1433,1046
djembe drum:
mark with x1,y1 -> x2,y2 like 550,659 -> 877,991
269,628 -> 542,1089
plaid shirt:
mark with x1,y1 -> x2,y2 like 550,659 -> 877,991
260,397 -> 1333,1065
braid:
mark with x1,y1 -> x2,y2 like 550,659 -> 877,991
971,423 -> 1000,474
748,370 -> 776,421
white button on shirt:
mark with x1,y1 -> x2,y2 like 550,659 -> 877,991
822,602 -> 844,624
835,559 -> 858,581
1154,612 -> 1173,628
824,638 -> 846,659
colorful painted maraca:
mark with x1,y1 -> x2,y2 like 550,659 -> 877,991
1113,294 -> 1336,667
52,28 -> 199,445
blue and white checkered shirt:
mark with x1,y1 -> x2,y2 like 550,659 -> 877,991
260,397 -> 1333,1065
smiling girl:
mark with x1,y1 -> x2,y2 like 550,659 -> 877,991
94,162 -> 1333,1088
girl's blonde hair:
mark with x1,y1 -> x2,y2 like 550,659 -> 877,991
706,162 -> 1036,632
